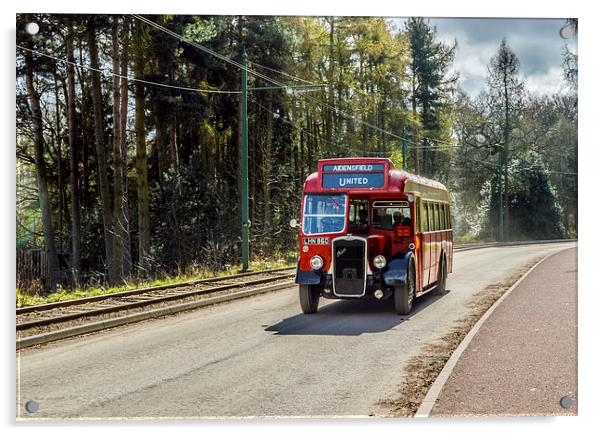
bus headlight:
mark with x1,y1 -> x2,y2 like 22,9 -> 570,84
310,255 -> 324,270
373,255 -> 387,269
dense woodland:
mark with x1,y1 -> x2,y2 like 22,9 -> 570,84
16,15 -> 578,292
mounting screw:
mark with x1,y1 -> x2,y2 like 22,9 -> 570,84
560,396 -> 573,409
25,400 -> 39,413
559,25 -> 574,40
25,22 -> 39,36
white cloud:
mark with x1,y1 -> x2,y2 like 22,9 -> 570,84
390,17 -> 573,98
523,66 -> 570,96
431,18 -> 571,98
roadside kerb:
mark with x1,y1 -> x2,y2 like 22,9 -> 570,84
413,247 -> 570,417
16,281 -> 294,350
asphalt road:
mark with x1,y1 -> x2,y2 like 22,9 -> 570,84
16,242 -> 576,419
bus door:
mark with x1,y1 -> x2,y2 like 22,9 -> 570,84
427,202 -> 436,285
432,203 -> 442,284
419,199 -> 431,289
411,198 -> 422,291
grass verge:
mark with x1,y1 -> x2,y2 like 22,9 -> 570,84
16,255 -> 296,308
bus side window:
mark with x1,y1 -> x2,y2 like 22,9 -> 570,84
442,204 -> 449,230
420,200 -> 427,232
428,202 -> 434,231
433,203 -> 440,231
447,204 -> 452,229
415,199 -> 421,232
443,204 -> 449,230
442,204 -> 446,230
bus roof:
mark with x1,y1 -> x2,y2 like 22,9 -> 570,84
303,157 -> 450,202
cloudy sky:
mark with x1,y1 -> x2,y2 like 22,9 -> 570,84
393,18 -> 577,98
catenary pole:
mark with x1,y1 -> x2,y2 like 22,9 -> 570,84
498,147 -> 504,242
241,49 -> 250,271
402,133 -> 407,170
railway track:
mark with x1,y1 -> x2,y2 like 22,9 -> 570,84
17,266 -> 295,335
16,239 -> 575,349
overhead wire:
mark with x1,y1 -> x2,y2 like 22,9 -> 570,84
131,15 -> 298,90
131,14 -> 453,150
37,15 -> 574,178
250,96 -> 400,158
248,95 -> 340,151
16,44 -> 242,95
26,30 -> 565,177
22,14 -> 464,151
20,17 -> 401,152
249,61 -> 321,86
430,145 -> 577,177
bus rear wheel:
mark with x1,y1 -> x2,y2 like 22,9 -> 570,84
299,284 -> 320,314
435,255 -> 447,295
394,260 -> 415,315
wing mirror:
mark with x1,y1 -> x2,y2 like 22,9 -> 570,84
289,218 -> 301,229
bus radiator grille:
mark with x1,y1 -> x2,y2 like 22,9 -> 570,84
333,239 -> 366,296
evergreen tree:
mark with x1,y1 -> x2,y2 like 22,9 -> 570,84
406,17 -> 457,176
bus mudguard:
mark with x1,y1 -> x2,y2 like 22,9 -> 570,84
383,251 -> 413,287
294,261 -> 322,285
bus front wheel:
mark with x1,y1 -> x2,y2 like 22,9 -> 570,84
299,284 -> 320,314
394,260 -> 415,315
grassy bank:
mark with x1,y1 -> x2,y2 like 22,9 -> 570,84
16,255 -> 297,308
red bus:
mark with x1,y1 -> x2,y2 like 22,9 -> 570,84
291,157 -> 453,315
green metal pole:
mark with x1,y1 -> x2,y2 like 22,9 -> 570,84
241,50 -> 250,271
498,147 -> 504,242
402,136 -> 407,170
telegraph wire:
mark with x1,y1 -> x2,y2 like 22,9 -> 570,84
250,95 -> 460,159
23,33 -> 568,179
430,146 -> 577,176
250,96 -> 402,158
16,44 -> 242,95
131,14 -> 457,150
248,95 -> 340,151
249,61 -> 321,86
39,15 -> 568,166
132,15 -> 294,89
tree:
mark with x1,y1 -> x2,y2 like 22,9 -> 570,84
111,16 -> 126,283
120,17 -> 133,276
484,162 -> 565,241
87,18 -> 116,284
65,16 -> 82,287
562,18 -> 578,92
21,14 -> 61,291
133,19 -> 151,273
487,39 -> 524,240
406,18 -> 457,176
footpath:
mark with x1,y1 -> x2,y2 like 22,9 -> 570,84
431,246 -> 577,416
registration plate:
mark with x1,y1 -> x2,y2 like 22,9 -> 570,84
303,237 -> 330,245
